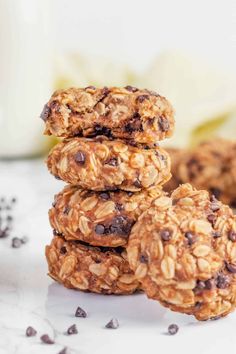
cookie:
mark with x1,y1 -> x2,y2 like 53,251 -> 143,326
41,86 -> 175,143
46,235 -> 140,295
127,183 -> 236,321
167,139 -> 236,208
49,185 -> 164,247
47,136 -> 171,191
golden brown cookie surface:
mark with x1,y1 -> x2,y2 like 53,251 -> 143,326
46,236 -> 140,295
47,137 -> 171,191
41,86 -> 175,143
49,185 -> 164,247
127,183 -> 236,320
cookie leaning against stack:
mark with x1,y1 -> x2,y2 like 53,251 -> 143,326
41,86 -> 175,294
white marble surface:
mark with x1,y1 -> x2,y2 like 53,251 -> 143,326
1,159 -> 236,354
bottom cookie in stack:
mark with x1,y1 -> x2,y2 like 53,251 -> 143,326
46,235 -> 140,295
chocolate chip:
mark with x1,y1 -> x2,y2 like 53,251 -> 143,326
40,104 -> 51,121
124,112 -> 143,133
26,326 -> 37,337
195,280 -> 206,290
21,236 -> 28,244
105,318 -> 119,329
228,230 -> 236,242
105,157 -> 118,166
136,95 -> 149,103
216,274 -> 230,289
160,229 -> 172,241
226,263 -> 236,273
75,151 -> 86,164
185,232 -> 196,245
115,203 -> 124,211
67,324 -> 78,335
0,228 -> 9,238
212,231 -> 221,238
194,302 -> 202,309
95,224 -> 105,235
101,86 -> 110,97
94,125 -> 112,137
63,206 -> 70,215
40,334 -> 54,344
168,324 -> 179,335
11,237 -> 22,248
207,214 -> 217,225
60,246 -> 67,254
125,85 -> 138,92
58,347 -> 69,354
109,216 -> 134,237
133,179 -> 142,188
75,306 -> 87,318
100,192 -> 110,200
158,116 -> 169,132
140,254 -> 148,263
210,188 -> 221,199
204,278 -> 215,290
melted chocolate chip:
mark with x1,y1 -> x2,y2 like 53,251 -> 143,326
100,192 -> 110,200
195,280 -> 206,290
158,116 -> 169,132
60,246 -> 67,254
160,229 -> 172,241
74,151 -> 86,164
40,104 -> 51,121
204,278 -> 215,290
133,179 -> 142,188
115,203 -> 124,211
207,214 -> 217,225
125,85 -> 138,92
216,274 -> 230,289
93,125 -> 112,137
228,230 -> 236,242
226,262 -> 236,273
140,254 -> 148,263
95,224 -> 105,235
109,216 -> 134,237
105,157 -> 118,166
125,112 -> 143,133
136,95 -> 149,103
63,206 -> 70,215
185,231 -> 196,245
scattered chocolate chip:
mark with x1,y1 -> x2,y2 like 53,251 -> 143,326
127,192 -> 134,197
40,104 -> 51,121
26,326 -> 37,337
74,151 -> 86,164
140,254 -> 148,263
168,324 -> 179,335
40,334 -> 54,344
60,246 -> 67,254
105,157 -> 118,166
67,324 -> 78,335
95,224 -> 105,235
100,192 -> 110,200
228,230 -> 236,242
226,263 -> 236,273
216,274 -> 230,289
158,116 -> 169,132
185,231 -> 196,245
125,85 -> 138,92
212,231 -> 221,238
133,179 -> 142,188
207,214 -> 217,225
105,318 -> 119,329
136,95 -> 149,103
11,237 -> 22,248
160,229 -> 172,241
58,347 -> 69,354
75,306 -> 87,318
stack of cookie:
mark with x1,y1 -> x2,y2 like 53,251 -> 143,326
41,86 -> 175,295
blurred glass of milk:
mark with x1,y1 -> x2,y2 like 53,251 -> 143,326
0,0 -> 53,158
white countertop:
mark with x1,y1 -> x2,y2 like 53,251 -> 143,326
0,159 -> 236,354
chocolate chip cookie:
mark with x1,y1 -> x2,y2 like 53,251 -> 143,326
41,86 -> 175,143
127,183 -> 236,320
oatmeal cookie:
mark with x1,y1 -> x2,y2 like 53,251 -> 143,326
127,183 -> 236,320
41,86 -> 175,143
46,137 -> 171,191
49,185 -> 164,247
46,235 -> 140,295
170,139 -> 236,208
